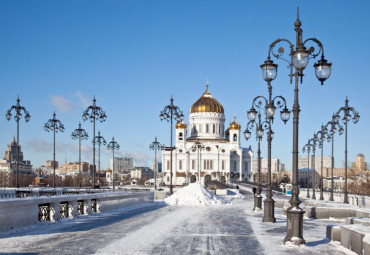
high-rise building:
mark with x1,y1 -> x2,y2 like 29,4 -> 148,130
110,157 -> 134,172
298,156 -> 332,170
351,154 -> 367,172
3,137 -> 32,174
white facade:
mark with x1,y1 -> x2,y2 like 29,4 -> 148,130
161,85 -> 253,186
252,158 -> 280,175
298,156 -> 333,170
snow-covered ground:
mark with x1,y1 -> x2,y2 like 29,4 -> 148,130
0,184 -> 358,255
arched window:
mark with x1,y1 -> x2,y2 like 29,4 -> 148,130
233,134 -> 237,141
179,132 -> 183,140
206,124 -> 209,133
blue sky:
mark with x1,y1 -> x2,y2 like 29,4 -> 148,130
1,0 -> 369,170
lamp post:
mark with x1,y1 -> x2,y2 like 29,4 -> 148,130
302,139 -> 312,198
244,110 -> 269,212
316,124 -> 328,200
246,93 -> 290,222
311,132 -> 320,199
107,137 -> 120,191
71,122 -> 89,188
326,115 -> 344,201
260,9 -> 332,245
82,96 -> 107,189
6,96 -> 31,188
93,131 -> 107,186
159,96 -> 184,195
150,137 -> 162,190
192,140 -> 205,184
333,97 -> 360,203
44,112 -> 65,188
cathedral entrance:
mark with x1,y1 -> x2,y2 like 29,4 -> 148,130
220,176 -> 226,183
190,175 -> 197,183
204,175 -> 212,186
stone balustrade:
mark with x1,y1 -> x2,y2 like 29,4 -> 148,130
0,191 -> 153,233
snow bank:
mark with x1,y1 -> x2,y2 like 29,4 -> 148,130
165,183 -> 229,206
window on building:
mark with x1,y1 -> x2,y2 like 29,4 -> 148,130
206,124 -> 209,133
222,160 -> 225,170
167,160 -> 170,170
179,160 -> 182,170
167,176 -> 169,182
213,124 -> 215,134
233,134 -> 237,141
179,132 -> 183,141
192,160 -> 195,170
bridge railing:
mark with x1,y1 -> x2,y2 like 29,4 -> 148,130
0,191 -> 154,232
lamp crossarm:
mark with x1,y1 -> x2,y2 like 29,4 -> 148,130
302,38 -> 324,59
251,96 -> 268,110
268,38 -> 294,73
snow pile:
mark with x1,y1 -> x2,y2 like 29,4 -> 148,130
165,182 -> 229,206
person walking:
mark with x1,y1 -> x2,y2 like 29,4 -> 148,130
236,185 -> 239,193
252,186 -> 257,195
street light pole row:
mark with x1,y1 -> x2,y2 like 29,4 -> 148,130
159,96 -> 184,195
245,87 -> 290,221
44,112 -> 65,188
71,122 -> 89,188
6,96 -> 31,188
107,137 -> 120,191
82,96 -> 107,189
260,8 -> 332,245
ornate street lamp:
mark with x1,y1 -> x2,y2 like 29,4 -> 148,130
316,124 -> 329,200
334,97 -> 360,203
192,140 -> 205,184
302,139 -> 313,198
159,96 -> 184,195
6,96 -> 31,188
44,112 -> 65,188
107,137 -> 120,191
247,92 -> 290,222
82,96 -> 107,189
244,109 -> 270,212
325,115 -> 344,201
260,9 -> 331,245
311,132 -> 320,199
71,122 -> 89,188
93,131 -> 107,186
150,137 -> 162,190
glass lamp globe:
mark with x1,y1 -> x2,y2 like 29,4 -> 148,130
292,47 -> 310,71
260,59 -> 278,82
314,57 -> 332,85
247,108 -> 257,122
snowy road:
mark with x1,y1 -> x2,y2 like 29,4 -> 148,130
0,189 -> 352,255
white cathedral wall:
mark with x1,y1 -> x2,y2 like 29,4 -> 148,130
189,112 -> 225,139
161,141 -> 252,186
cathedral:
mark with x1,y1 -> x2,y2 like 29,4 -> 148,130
161,84 -> 253,186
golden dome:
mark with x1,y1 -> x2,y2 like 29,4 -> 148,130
176,120 -> 187,129
229,116 -> 241,130
190,84 -> 224,114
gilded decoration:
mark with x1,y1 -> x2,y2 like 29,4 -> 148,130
190,85 -> 224,114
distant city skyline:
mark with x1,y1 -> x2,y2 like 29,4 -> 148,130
1,1 -> 369,170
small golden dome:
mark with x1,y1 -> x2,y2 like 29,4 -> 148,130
229,116 -> 241,130
176,120 -> 187,129
190,84 -> 224,114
